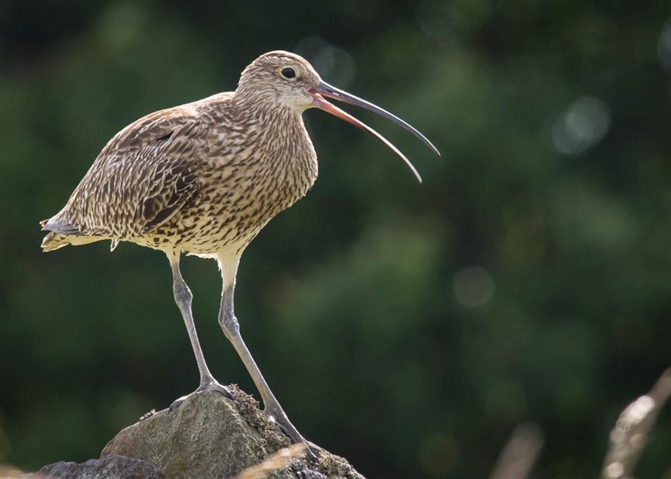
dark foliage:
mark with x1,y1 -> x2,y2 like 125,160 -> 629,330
1,1 -> 670,478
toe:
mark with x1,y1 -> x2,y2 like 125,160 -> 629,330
169,381 -> 233,413
196,380 -> 233,399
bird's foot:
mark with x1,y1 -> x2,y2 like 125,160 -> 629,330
265,405 -> 320,463
169,379 -> 233,412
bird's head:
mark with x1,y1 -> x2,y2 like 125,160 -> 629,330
236,50 -> 440,182
237,51 -> 321,112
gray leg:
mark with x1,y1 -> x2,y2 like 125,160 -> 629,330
167,252 -> 231,407
218,282 -> 317,459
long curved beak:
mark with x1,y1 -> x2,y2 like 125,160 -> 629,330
309,81 -> 440,183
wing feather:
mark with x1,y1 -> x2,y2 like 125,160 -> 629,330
43,107 -> 204,240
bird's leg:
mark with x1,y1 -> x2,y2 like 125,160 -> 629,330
218,282 -> 317,460
168,252 -> 231,410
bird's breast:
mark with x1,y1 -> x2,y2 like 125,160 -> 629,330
146,116 -> 318,255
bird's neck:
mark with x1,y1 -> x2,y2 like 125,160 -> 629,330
252,103 -> 318,203
227,92 -> 317,189
232,91 -> 297,122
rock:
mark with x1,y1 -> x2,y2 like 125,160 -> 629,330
21,386 -> 365,479
21,454 -> 164,479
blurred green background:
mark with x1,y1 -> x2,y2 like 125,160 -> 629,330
1,1 -> 670,478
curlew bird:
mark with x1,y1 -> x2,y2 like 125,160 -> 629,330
40,51 -> 439,457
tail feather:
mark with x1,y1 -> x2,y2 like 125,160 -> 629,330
40,218 -> 103,252
41,231 -> 72,252
40,218 -> 82,235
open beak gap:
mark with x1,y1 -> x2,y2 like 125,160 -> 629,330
310,81 -> 440,183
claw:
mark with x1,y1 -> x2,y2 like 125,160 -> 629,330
266,407 -> 320,462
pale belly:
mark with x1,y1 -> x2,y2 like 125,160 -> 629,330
131,210 -> 267,257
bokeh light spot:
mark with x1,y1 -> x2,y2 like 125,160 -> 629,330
452,266 -> 495,308
98,2 -> 146,53
657,18 -> 671,70
551,97 -> 610,155
416,1 -> 454,42
294,37 -> 356,89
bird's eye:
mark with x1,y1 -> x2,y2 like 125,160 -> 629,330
281,67 -> 296,79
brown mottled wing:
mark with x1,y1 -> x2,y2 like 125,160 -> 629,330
48,107 -> 204,240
